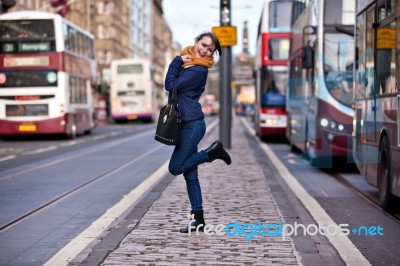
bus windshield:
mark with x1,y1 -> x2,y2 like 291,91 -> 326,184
0,70 -> 58,87
323,33 -> 354,107
269,0 -> 294,32
261,69 -> 287,107
0,19 -> 55,53
269,38 -> 290,60
117,64 -> 143,74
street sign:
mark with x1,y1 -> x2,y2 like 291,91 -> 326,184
212,26 -> 237,46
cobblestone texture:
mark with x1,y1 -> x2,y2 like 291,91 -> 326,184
102,116 -> 302,265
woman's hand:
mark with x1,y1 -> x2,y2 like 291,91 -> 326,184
181,55 -> 193,63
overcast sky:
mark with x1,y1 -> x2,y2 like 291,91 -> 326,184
162,0 -> 265,56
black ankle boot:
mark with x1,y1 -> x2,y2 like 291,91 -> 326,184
205,140 -> 232,165
180,210 -> 205,233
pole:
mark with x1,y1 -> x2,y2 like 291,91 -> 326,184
219,0 -> 232,149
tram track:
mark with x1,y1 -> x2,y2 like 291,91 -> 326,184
0,118 -> 219,235
0,128 -> 154,181
0,143 -> 163,233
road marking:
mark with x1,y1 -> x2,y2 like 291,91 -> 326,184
60,141 -> 79,147
0,155 -> 16,162
0,130 -> 152,180
44,118 -> 219,266
22,146 -> 57,155
91,135 -> 107,140
43,160 -> 170,266
241,117 -> 371,266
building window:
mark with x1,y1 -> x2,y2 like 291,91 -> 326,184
98,50 -> 112,64
98,24 -> 110,39
98,1 -> 111,15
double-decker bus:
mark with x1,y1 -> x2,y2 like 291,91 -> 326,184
353,0 -> 399,210
286,0 -> 355,167
0,11 -> 96,139
254,0 -> 304,140
110,58 -> 156,123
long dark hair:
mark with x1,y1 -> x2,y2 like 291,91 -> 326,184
194,32 -> 222,56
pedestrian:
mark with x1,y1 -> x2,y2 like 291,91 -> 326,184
165,32 -> 232,233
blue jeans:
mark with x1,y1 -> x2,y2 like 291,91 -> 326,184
168,119 -> 209,211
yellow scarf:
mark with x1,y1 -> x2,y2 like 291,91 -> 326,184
180,46 -> 215,68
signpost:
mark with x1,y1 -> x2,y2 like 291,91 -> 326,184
212,26 -> 237,46
215,0 -> 235,149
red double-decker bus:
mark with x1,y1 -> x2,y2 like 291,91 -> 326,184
0,11 -> 96,138
254,0 -> 304,140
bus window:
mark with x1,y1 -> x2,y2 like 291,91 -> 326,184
376,23 -> 396,95
0,70 -> 58,87
0,20 -> 56,53
117,64 -> 143,74
0,19 -> 55,39
323,33 -> 354,107
269,0 -> 293,32
269,38 -> 290,60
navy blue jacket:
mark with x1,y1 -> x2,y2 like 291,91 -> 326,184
165,56 -> 208,122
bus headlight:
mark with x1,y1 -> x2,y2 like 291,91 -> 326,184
321,118 -> 345,131
320,118 -> 329,127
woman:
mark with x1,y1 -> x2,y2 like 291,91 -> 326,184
165,32 -> 231,233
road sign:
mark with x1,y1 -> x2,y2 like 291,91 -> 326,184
212,26 -> 237,46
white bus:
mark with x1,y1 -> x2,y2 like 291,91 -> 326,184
110,58 -> 156,123
0,11 -> 96,138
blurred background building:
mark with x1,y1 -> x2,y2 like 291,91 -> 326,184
2,0 -> 254,110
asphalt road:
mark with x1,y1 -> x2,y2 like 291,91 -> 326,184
0,121 -> 174,265
244,118 -> 400,266
1,116 -> 399,265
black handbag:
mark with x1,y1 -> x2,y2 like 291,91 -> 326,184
155,83 -> 182,145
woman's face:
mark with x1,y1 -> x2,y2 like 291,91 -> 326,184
194,36 -> 216,58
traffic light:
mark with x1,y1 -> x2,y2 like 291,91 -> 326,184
0,0 -> 16,13
49,0 -> 70,17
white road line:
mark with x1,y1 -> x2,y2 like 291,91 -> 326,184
60,141 -> 78,147
0,155 -> 16,162
91,135 -> 107,140
44,119 -> 219,266
22,146 -> 57,155
241,117 -> 371,266
44,160 -> 170,266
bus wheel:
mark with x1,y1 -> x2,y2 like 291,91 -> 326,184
288,125 -> 299,153
378,136 -> 393,211
67,117 -> 77,139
